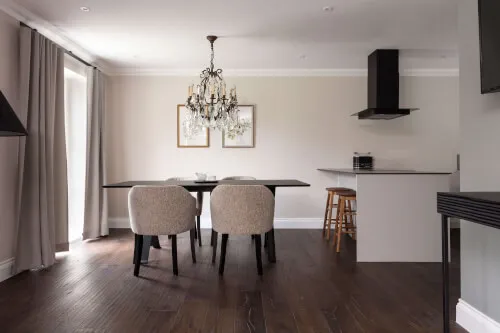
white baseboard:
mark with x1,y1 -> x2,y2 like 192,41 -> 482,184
457,299 -> 500,333
109,217 -> 324,229
0,258 -> 14,283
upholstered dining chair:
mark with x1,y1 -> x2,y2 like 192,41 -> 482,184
212,176 -> 258,245
167,177 -> 203,246
128,186 -> 197,276
211,185 -> 275,276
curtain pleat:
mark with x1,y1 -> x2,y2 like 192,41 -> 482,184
15,27 -> 67,272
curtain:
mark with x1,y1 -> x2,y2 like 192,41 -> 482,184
82,68 -> 108,240
15,27 -> 67,272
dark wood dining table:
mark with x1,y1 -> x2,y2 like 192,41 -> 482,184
103,179 -> 310,263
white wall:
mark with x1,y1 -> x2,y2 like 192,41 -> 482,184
457,0 -> 500,328
105,75 -> 459,224
0,10 -> 20,262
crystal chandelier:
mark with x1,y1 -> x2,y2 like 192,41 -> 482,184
184,36 -> 247,138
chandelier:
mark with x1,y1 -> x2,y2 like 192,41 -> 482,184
184,36 -> 248,138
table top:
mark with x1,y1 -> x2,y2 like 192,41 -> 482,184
103,179 -> 311,190
437,192 -> 500,230
318,168 -> 452,175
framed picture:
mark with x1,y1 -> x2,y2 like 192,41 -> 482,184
177,104 -> 210,148
222,105 -> 255,148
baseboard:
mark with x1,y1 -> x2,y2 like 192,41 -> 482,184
457,299 -> 500,333
56,242 -> 69,252
0,258 -> 15,283
109,217 -> 324,229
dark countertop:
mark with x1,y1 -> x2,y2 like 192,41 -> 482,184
318,168 -> 452,175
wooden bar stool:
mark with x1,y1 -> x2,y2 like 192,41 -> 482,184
323,187 -> 351,240
333,190 -> 357,253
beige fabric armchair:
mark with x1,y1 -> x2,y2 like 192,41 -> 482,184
210,185 -> 274,276
128,185 -> 197,276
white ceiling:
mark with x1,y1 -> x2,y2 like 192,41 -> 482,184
3,0 -> 458,74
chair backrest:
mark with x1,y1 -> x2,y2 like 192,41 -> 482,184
167,177 -> 191,181
222,176 -> 257,180
128,186 -> 196,235
210,185 -> 274,235
167,177 -> 203,215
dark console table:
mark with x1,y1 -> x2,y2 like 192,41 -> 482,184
437,192 -> 500,333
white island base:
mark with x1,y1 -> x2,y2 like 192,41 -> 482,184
319,169 -> 451,262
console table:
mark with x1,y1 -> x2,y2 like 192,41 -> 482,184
437,192 -> 500,333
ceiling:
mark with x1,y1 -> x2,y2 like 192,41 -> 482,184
3,0 -> 458,74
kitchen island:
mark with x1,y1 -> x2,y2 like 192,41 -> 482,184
318,168 -> 452,262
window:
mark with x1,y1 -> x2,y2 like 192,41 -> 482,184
64,58 -> 88,243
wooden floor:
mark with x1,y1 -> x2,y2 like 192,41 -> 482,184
0,229 -> 465,333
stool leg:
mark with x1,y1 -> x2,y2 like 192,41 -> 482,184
323,192 -> 331,237
336,198 -> 345,253
333,196 -> 341,247
326,192 -> 335,241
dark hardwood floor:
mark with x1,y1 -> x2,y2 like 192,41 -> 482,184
0,229 -> 465,333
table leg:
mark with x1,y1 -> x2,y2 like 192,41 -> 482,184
266,186 -> 277,263
151,235 -> 161,249
141,236 -> 152,263
267,228 -> 276,263
442,215 -> 450,333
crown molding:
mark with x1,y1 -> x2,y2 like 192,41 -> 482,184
0,2 -> 459,78
0,0 -> 100,68
108,67 -> 459,77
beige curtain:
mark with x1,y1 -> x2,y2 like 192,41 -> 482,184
82,68 -> 108,240
15,27 -> 67,272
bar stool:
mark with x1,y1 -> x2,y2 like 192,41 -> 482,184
333,190 -> 357,253
323,187 -> 351,240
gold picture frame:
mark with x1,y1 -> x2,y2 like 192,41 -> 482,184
177,104 -> 210,148
222,105 -> 255,148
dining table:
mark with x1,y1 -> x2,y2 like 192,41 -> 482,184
103,179 -> 310,264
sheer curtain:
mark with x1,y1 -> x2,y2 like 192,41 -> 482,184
82,68 -> 108,240
15,26 -> 68,272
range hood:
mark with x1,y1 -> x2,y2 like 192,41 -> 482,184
0,90 -> 27,136
352,49 -> 418,120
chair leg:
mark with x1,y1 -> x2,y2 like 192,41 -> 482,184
197,216 -> 202,247
212,231 -> 218,263
254,235 -> 263,276
171,235 -> 178,275
134,234 -> 143,277
219,234 -> 228,276
190,229 -> 197,263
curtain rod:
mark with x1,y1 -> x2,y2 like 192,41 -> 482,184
20,22 -> 97,69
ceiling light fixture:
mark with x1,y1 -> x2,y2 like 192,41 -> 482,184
80,6 -> 90,12
184,36 -> 249,139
